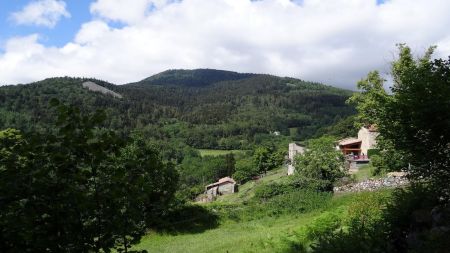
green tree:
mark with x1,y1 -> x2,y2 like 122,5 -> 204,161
253,145 -> 285,175
0,101 -> 178,252
232,157 -> 259,183
224,153 -> 236,177
349,45 -> 450,199
294,136 -> 346,191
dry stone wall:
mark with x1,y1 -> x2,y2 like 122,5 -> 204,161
334,175 -> 409,193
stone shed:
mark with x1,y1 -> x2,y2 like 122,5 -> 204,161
205,177 -> 237,197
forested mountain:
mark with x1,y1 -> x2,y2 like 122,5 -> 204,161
137,68 -> 256,87
0,69 -> 355,149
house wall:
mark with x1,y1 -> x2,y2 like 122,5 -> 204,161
218,183 -> 235,194
288,164 -> 295,175
288,143 -> 306,175
206,186 -> 218,196
288,143 -> 305,161
358,127 -> 378,155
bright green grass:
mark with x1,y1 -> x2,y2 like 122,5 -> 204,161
353,165 -> 373,182
134,210 -> 321,253
197,149 -> 247,157
133,190 -> 391,253
353,165 -> 385,182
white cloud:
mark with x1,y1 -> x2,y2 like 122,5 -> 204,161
1,0 -> 450,89
10,0 -> 70,28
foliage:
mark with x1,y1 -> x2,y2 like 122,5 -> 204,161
253,182 -> 295,201
211,190 -> 332,222
367,148 -> 380,157
253,145 -> 285,175
232,157 -> 259,184
369,154 -> 384,175
0,101 -> 178,252
294,136 -> 346,191
382,185 -> 450,253
304,209 -> 346,242
349,45 -> 450,199
309,192 -> 390,253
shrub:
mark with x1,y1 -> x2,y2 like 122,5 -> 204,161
305,209 -> 345,241
369,154 -> 384,175
253,182 -> 294,200
232,157 -> 258,184
263,190 -> 332,216
294,136 -> 346,191
367,148 -> 381,157
310,191 -> 391,253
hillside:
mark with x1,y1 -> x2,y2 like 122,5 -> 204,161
0,69 -> 355,150
132,166 -> 395,253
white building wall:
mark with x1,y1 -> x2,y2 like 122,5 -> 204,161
288,143 -> 305,175
357,127 -> 379,155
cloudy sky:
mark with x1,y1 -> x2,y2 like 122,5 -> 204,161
0,0 -> 449,89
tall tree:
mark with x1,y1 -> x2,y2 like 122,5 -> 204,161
350,44 -> 450,200
294,136 -> 346,191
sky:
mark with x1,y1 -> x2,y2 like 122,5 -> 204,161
0,0 -> 450,89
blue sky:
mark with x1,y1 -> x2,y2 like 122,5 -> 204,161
0,0 -> 449,88
0,0 -> 92,48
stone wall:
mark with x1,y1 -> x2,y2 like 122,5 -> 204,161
334,175 -> 408,193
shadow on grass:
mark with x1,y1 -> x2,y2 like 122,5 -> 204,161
157,204 -> 220,235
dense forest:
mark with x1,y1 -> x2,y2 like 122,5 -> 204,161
0,69 -> 355,151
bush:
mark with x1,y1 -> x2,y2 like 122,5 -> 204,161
310,191 -> 390,253
305,209 -> 345,241
232,157 -> 259,184
369,154 -> 384,175
294,136 -> 346,191
290,175 -> 334,192
263,190 -> 332,217
367,149 -> 381,157
383,185 -> 450,253
253,182 -> 294,200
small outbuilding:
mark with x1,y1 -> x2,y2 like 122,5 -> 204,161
205,177 -> 237,197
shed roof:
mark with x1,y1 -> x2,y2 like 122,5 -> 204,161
205,177 -> 236,189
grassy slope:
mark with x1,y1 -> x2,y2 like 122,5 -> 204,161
134,168 -> 388,253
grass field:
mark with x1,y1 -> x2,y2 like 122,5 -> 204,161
133,165 -> 393,253
197,149 -> 247,157
133,191 -> 378,253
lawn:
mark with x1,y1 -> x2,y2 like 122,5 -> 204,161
197,149 -> 247,157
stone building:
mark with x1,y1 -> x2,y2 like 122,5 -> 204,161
205,177 -> 237,198
287,143 -> 305,175
337,125 -> 378,157
337,125 -> 379,170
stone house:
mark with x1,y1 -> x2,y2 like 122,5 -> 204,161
337,125 -> 379,169
205,177 -> 237,198
337,125 -> 378,157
